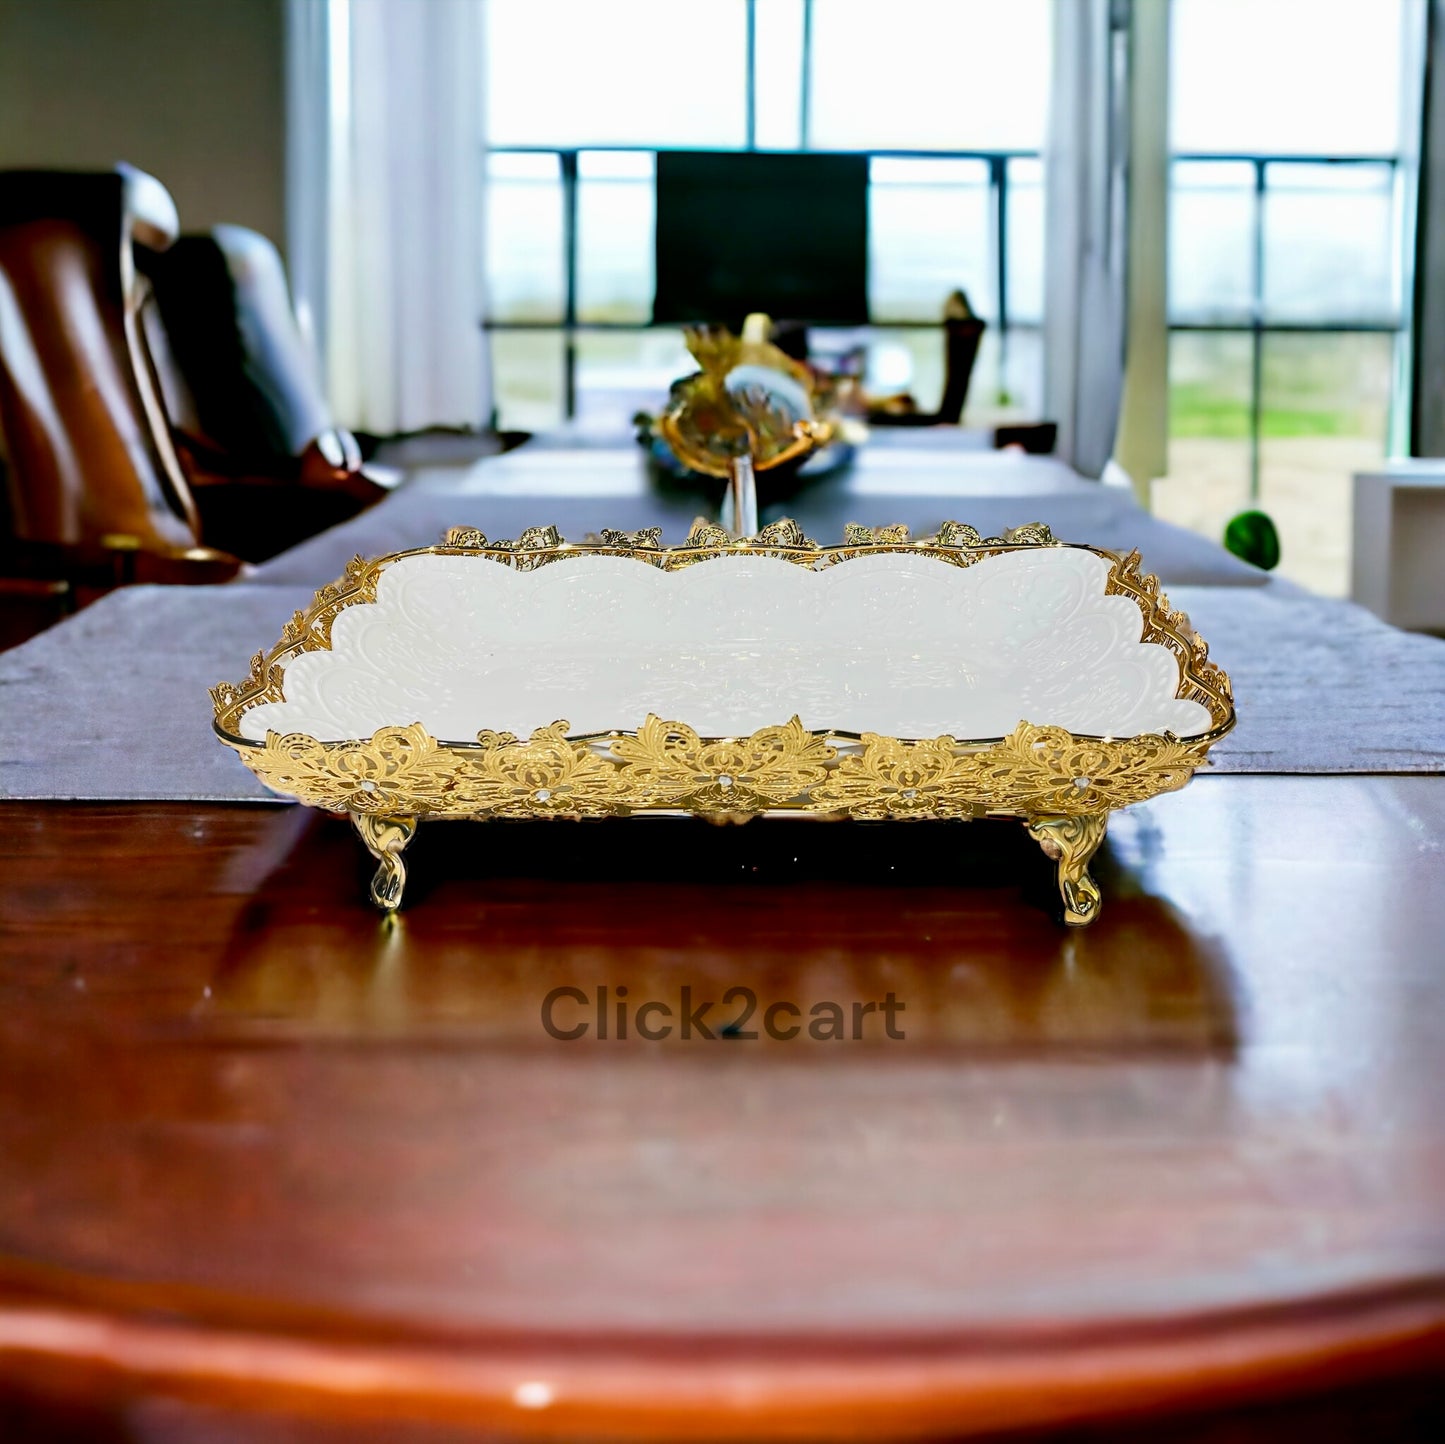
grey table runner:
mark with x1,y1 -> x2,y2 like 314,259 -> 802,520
3,581 -> 1442,802
249,480 -> 1266,590
248,491 -> 711,587
771,490 -> 1266,587
1,586 -> 305,802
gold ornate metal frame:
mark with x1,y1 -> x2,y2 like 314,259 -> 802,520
212,521 -> 1234,925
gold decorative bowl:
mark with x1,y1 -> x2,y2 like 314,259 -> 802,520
212,521 -> 1234,924
644,324 -> 839,530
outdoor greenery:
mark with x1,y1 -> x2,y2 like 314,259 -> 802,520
1168,331 -> 1392,442
1170,385 -> 1362,439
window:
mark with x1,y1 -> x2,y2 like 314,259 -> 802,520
484,0 -> 750,148
481,0 -> 1050,432
1154,0 -> 1423,597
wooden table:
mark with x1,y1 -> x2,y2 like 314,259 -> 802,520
2,778 -> 1443,1441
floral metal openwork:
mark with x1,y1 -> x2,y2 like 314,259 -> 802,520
212,521 -> 1234,925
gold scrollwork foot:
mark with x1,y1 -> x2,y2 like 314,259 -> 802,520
1027,814 -> 1108,926
351,814 -> 417,912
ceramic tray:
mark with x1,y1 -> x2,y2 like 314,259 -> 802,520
211,520 -> 1235,924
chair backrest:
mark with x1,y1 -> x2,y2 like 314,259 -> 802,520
141,224 -> 348,471
935,290 -> 986,426
0,167 -> 200,552
861,289 -> 987,429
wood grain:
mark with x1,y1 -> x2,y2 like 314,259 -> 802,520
1,778 -> 1443,1439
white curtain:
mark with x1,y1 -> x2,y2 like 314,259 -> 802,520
1044,0 -> 1131,479
287,0 -> 489,435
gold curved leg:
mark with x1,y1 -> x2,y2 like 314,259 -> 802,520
351,814 -> 417,912
1027,814 -> 1108,926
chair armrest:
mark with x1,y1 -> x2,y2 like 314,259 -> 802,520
0,536 -> 245,588
0,576 -> 71,599
131,546 -> 249,585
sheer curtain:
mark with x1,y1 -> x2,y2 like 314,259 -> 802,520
286,0 -> 489,436
1044,0 -> 1132,479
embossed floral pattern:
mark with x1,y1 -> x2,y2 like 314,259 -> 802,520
959,723 -> 1203,814
814,723 -> 1206,820
454,722 -> 628,817
241,724 -> 458,813
238,717 -> 1208,822
608,716 -> 835,813
810,736 -> 989,820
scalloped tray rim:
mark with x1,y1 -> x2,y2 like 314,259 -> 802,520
211,536 -> 1237,754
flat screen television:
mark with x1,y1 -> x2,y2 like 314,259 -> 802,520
652,151 -> 869,329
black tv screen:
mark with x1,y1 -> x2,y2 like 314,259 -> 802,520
652,151 -> 869,328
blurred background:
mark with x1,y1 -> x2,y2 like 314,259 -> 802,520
0,0 -> 1431,596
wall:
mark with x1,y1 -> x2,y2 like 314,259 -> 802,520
0,0 -> 286,245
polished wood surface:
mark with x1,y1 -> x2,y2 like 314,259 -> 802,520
2,778 -> 1444,1439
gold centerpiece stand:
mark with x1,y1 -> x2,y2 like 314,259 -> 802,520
650,320 -> 836,534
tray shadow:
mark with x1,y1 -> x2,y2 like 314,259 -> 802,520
209,815 -> 1238,1058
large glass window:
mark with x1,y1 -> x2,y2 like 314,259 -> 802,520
1170,0 -> 1407,157
806,0 -> 1049,152
481,0 -> 1050,433
484,153 -> 564,324
575,152 -> 655,324
484,0 -> 750,149
868,158 -> 994,322
1155,0 -> 1421,597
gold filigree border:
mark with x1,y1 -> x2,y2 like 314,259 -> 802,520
211,518 -> 1235,748
231,717 -> 1213,824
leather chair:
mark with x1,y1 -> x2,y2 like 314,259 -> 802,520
0,166 -> 244,602
137,224 -> 388,560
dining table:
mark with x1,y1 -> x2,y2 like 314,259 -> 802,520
2,438 -> 1443,1441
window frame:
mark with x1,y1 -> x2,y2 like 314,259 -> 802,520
1166,150 -> 1411,499
483,143 -> 1040,423
482,0 -> 1044,425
